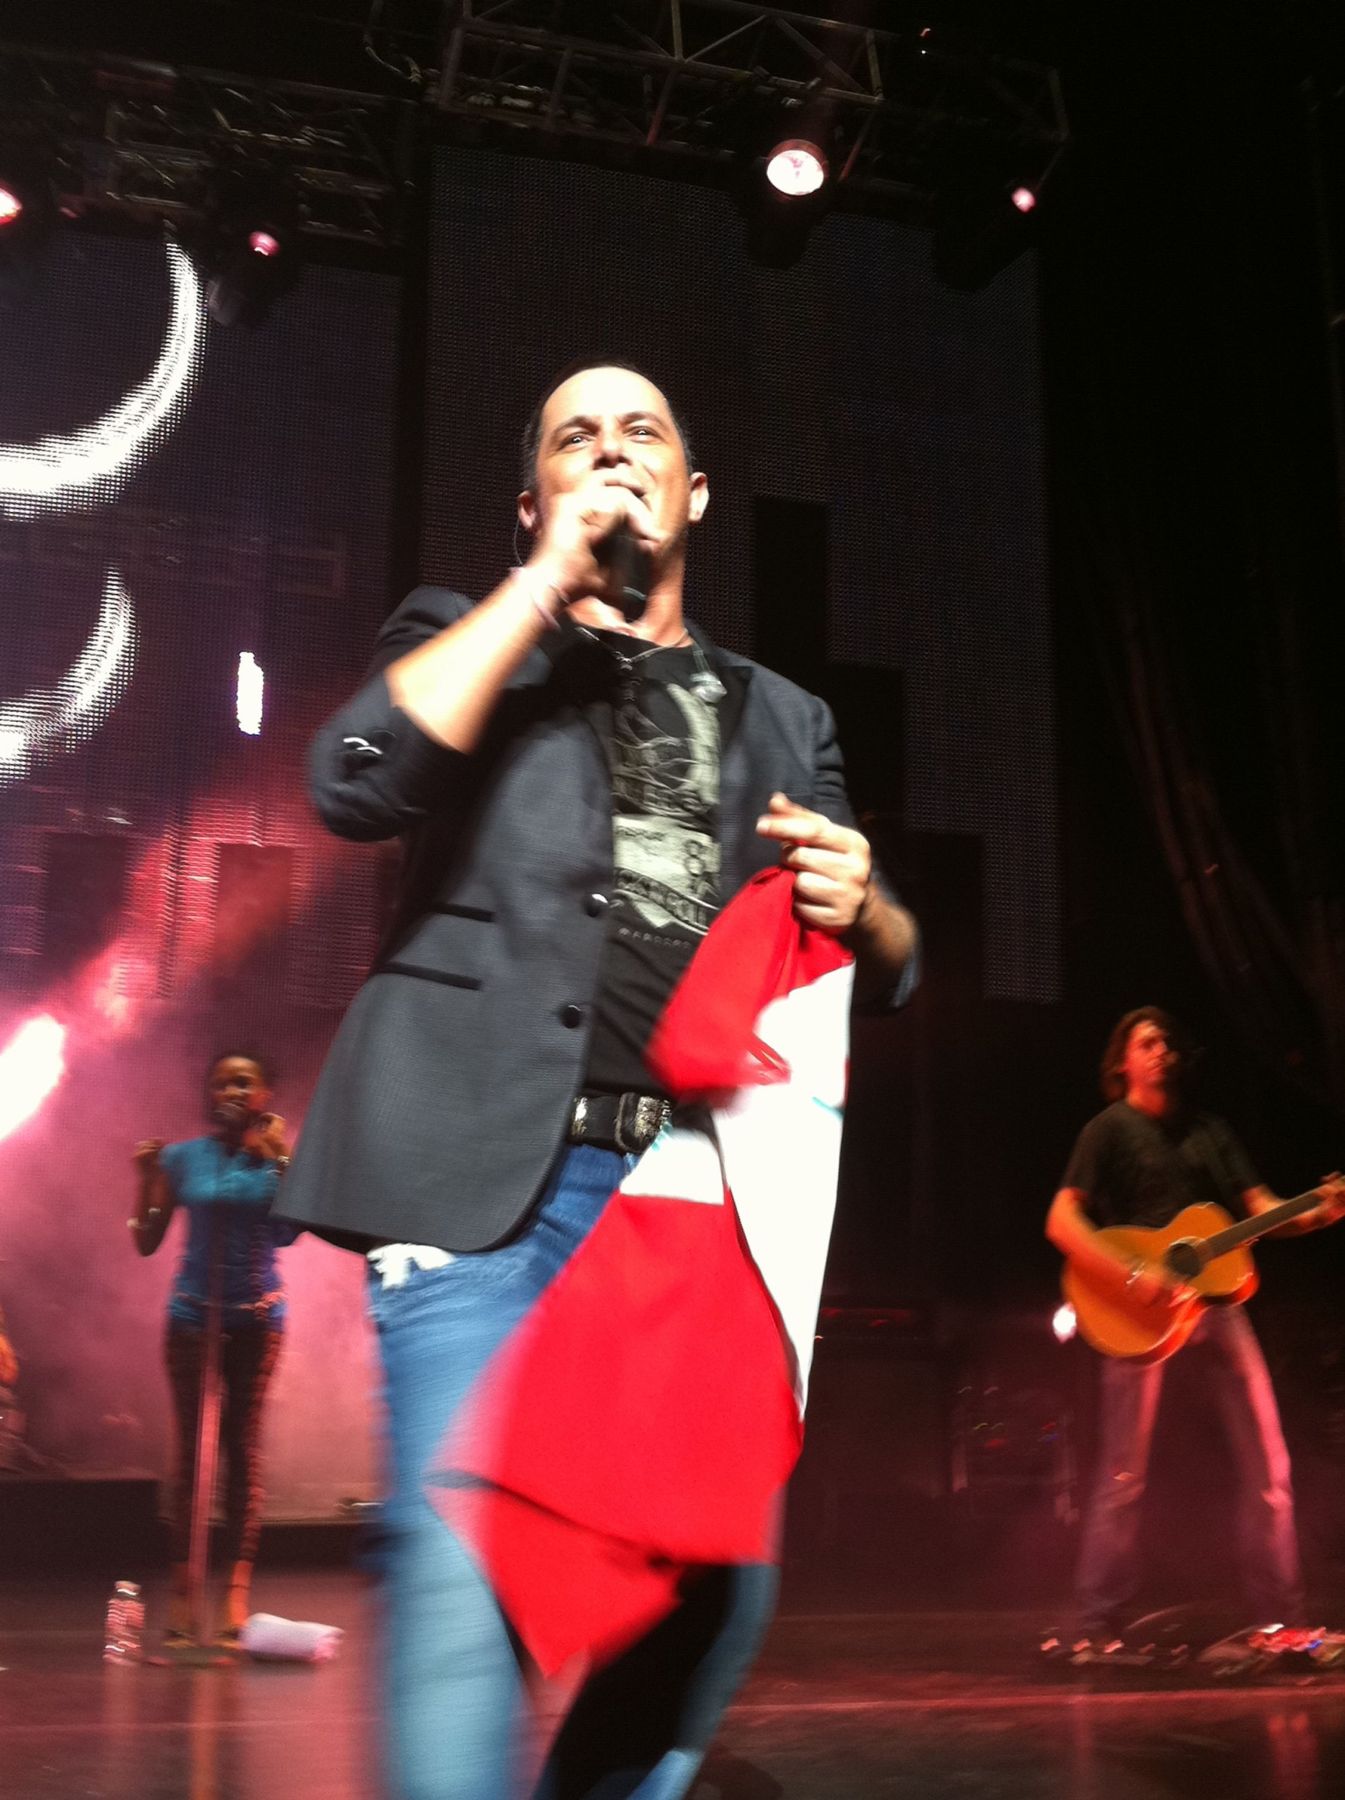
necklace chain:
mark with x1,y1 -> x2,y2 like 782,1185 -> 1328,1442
574,624 -> 690,669
573,622 -> 725,704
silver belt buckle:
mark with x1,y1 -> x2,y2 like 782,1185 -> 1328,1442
614,1093 -> 668,1154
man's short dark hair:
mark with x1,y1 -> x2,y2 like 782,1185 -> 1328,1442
1099,1006 -> 1185,1101
518,357 -> 696,492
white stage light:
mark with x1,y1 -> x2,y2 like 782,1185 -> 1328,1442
765,141 -> 828,198
0,1015 -> 67,1145
236,652 -> 265,736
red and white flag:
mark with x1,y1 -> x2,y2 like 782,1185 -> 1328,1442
434,867 -> 853,1675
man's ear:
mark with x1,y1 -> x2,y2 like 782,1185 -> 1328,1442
518,490 -> 538,535
688,471 -> 709,525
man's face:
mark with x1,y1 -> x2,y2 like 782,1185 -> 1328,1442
1122,1020 -> 1178,1094
521,365 -> 707,551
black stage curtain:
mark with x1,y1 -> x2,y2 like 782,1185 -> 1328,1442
1043,4 -> 1345,1115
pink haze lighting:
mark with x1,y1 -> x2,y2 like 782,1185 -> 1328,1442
0,187 -> 22,228
236,651 -> 264,735
1011,187 -> 1038,214
765,142 -> 827,198
248,230 -> 281,258
0,1015 -> 68,1144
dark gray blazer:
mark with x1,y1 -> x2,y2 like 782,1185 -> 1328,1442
280,585 -> 910,1253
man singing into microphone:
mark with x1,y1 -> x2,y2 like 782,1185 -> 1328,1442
281,361 -> 917,1800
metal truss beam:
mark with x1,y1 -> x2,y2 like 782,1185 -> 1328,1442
0,5 -> 1067,251
431,2 -> 1069,217
0,44 -> 415,249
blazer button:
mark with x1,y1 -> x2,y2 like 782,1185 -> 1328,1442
585,892 -> 610,916
559,1003 -> 587,1029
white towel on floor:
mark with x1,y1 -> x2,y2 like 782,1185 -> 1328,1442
239,1613 -> 343,1663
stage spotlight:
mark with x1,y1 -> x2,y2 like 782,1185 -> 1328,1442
197,169 -> 302,327
0,150 -> 57,287
732,89 -> 837,268
1052,1303 -> 1077,1345
0,1015 -> 67,1145
765,139 -> 828,199
932,169 -> 1040,292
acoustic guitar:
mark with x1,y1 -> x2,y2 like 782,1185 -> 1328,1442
1063,1189 -> 1326,1363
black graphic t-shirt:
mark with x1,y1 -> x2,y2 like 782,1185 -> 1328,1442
1061,1101 -> 1260,1230
583,642 -> 722,1096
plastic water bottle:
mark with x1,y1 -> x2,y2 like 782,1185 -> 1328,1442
103,1581 -> 144,1662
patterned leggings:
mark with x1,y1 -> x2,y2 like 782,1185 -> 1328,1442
164,1322 -> 283,1566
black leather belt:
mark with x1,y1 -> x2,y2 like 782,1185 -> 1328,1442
566,1091 -> 672,1154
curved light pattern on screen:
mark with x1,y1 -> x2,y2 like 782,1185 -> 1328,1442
0,569 -> 137,785
0,240 -> 204,780
0,240 -> 205,519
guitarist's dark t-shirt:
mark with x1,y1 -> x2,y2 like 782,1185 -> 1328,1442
1062,1102 -> 1260,1229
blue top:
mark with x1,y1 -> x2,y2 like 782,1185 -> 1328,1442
158,1137 -> 299,1329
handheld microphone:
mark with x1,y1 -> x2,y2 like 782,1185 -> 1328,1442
604,522 -> 650,623
211,1101 -> 254,1129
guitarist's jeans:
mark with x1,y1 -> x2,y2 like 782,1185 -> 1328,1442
1076,1307 -> 1304,1635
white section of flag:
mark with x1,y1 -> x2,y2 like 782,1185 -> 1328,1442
714,960 -> 854,1409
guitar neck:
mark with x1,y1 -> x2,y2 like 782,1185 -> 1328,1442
1199,1189 -> 1320,1261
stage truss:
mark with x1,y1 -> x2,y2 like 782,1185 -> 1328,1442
430,1 -> 1068,220
0,45 -> 415,250
0,3 -> 1068,252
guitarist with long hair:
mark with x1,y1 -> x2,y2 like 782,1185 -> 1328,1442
1046,1005 -> 1345,1651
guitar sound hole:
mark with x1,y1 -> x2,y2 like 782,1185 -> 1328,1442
1165,1238 -> 1204,1281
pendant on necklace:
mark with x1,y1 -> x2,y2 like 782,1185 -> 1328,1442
689,668 -> 727,704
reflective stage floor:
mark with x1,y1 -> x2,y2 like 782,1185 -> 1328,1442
2,1572 -> 1344,1798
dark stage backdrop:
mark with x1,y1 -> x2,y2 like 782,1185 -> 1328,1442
0,234 -> 397,1508
422,149 -> 1058,1006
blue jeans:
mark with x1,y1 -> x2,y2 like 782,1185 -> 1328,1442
1074,1306 -> 1304,1635
368,1142 -> 778,1800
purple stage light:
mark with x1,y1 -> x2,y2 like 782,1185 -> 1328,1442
1011,187 -> 1038,214
0,187 -> 22,228
248,231 -> 282,258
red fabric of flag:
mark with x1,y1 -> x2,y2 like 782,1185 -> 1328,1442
432,868 -> 846,1675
